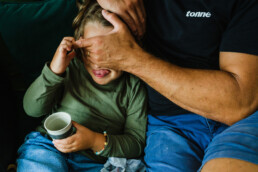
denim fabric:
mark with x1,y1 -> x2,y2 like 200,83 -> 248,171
200,110 -> 258,171
144,111 -> 258,172
17,132 -> 104,172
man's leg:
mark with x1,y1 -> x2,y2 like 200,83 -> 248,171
144,114 -> 212,172
17,132 -> 68,172
200,111 -> 258,172
202,158 -> 258,172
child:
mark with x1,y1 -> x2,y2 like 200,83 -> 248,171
16,1 -> 147,171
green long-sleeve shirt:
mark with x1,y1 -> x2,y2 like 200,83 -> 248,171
23,58 -> 147,163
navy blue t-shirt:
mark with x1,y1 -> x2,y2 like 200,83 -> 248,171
143,0 -> 258,116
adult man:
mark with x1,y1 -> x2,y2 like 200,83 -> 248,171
75,0 -> 258,171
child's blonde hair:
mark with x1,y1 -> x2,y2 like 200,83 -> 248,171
73,0 -> 112,61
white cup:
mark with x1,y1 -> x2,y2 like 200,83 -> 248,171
44,112 -> 73,139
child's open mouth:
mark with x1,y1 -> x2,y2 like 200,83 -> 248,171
92,69 -> 110,78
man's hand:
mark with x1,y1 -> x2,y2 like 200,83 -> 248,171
97,0 -> 146,38
74,10 -> 143,71
53,121 -> 105,153
50,37 -> 76,75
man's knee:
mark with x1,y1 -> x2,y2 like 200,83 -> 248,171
201,158 -> 258,172
144,129 -> 203,171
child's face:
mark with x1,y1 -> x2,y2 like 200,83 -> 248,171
82,22 -> 123,85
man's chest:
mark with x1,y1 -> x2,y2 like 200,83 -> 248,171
144,0 -> 235,64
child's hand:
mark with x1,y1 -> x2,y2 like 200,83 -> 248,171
50,37 -> 76,75
52,121 -> 105,153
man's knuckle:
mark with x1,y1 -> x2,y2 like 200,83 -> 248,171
127,2 -> 134,9
140,17 -> 145,23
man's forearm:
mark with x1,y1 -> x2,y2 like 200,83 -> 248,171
125,50 -> 257,125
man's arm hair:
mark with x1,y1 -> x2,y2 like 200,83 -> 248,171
127,51 -> 258,125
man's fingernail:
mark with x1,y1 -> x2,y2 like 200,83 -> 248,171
102,10 -> 108,15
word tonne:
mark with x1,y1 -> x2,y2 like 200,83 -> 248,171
186,11 -> 211,18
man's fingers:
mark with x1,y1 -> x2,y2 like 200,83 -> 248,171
128,8 -> 141,35
102,10 -> 129,31
120,12 -> 137,34
139,0 -> 146,21
136,0 -> 146,36
74,38 -> 93,48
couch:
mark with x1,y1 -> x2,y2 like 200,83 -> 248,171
0,0 -> 78,171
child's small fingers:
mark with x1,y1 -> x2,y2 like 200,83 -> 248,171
71,121 -> 81,128
54,142 -> 78,153
63,37 -> 75,42
66,47 -> 72,52
53,142 -> 74,149
61,44 -> 73,52
54,134 -> 77,145
61,40 -> 73,47
55,146 -> 71,153
67,50 -> 76,60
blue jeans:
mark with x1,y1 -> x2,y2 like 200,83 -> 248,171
144,111 -> 258,172
17,132 -> 104,172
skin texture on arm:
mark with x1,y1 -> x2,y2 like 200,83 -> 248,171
74,10 -> 258,125
129,51 -> 258,125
